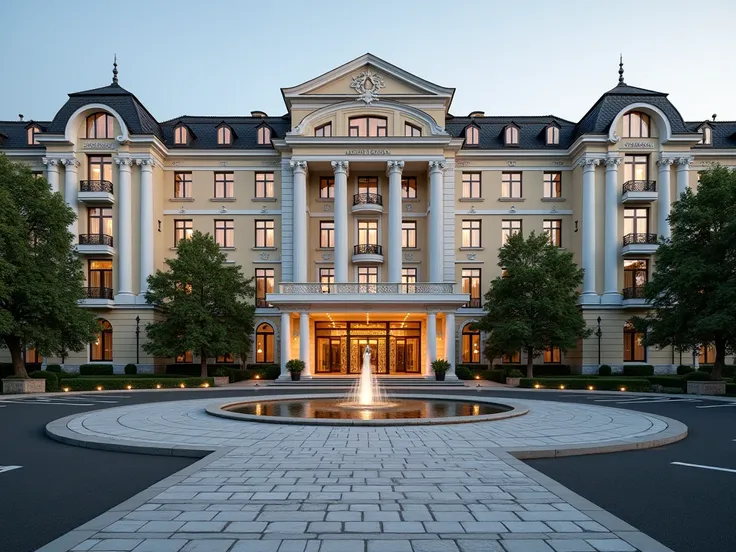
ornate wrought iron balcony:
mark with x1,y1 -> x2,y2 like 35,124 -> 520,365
278,282 -> 456,294
80,180 -> 114,193
353,192 -> 383,206
622,180 -> 656,193
622,286 -> 646,300
79,234 -> 114,247
353,244 -> 382,256
622,233 -> 657,246
464,298 -> 482,308
85,286 -> 113,299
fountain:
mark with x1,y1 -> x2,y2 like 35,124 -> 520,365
343,345 -> 391,408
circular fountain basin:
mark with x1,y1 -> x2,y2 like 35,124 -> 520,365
206,394 -> 528,426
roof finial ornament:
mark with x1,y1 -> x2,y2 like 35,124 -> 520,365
112,54 -> 119,85
618,54 -> 625,86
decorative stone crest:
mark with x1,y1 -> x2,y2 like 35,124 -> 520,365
350,70 -> 386,105
259,252 -> 270,261
509,206 -> 516,214
550,206 -> 558,214
467,253 -> 477,261
219,161 -> 228,167
260,206 -> 268,213
321,252 -> 332,261
220,206 -> 228,213
404,252 -> 414,261
405,203 -> 412,211
469,206 -> 476,214
178,206 -> 186,214
323,204 -> 332,212
507,161 -> 517,167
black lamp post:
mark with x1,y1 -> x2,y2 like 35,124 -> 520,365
594,316 -> 603,365
135,316 -> 140,365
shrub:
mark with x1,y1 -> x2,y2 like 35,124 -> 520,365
286,359 -> 305,373
683,371 -> 712,382
519,377 -> 651,392
165,364 -> 235,377
622,364 -> 654,377
485,370 -> 507,384
495,364 -> 571,377
29,370 -> 58,391
79,364 -> 114,376
698,364 -> 736,377
507,369 -> 524,378
58,377 -> 214,392
432,359 -> 451,373
677,365 -> 695,375
214,367 -> 230,377
455,365 -> 471,380
598,364 -> 612,376
228,369 -> 250,383
246,363 -> 280,380
124,363 -> 137,375
46,364 -> 63,373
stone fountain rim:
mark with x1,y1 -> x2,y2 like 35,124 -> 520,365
205,393 -> 530,426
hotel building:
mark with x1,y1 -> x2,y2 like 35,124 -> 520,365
2,54 -> 733,376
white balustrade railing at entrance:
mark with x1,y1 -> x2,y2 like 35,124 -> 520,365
277,282 -> 456,294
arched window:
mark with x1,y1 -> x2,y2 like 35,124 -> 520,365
348,116 -> 387,137
623,321 -> 646,362
86,112 -> 115,139
465,125 -> 479,146
504,125 -> 519,146
174,125 -> 189,145
217,125 -> 232,145
91,319 -> 113,362
256,323 -> 275,363
27,125 -> 41,145
461,325 -> 481,364
622,111 -> 650,138
545,125 -> 559,145
257,126 -> 272,145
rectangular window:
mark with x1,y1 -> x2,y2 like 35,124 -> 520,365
215,219 -> 234,248
405,122 -> 421,137
255,172 -> 274,198
315,123 -> 332,137
461,172 -> 481,199
624,155 -> 649,182
174,172 -> 192,198
503,351 -> 521,363
623,259 -> 648,298
88,207 -> 113,237
461,220 -> 481,248
623,322 -> 646,362
255,268 -> 274,307
501,172 -> 522,198
401,268 -> 417,292
544,347 -> 561,363
699,344 -> 716,364
357,176 -> 378,195
176,351 -> 193,363
358,220 -> 378,245
462,268 -> 481,308
88,259 -> 113,292
543,172 -> 562,198
543,219 -> 562,247
174,219 -> 193,245
501,220 -> 522,244
87,155 -> 113,182
319,268 -> 334,293
216,353 -> 235,363
402,221 -> 417,248
214,172 -> 234,198
320,221 -> 335,248
348,116 -> 387,137
320,177 -> 335,199
255,220 -> 275,248
624,208 -> 649,235
358,267 -> 378,293
401,176 -> 417,199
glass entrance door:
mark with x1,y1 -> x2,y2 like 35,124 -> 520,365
394,337 -> 420,373
350,338 -> 383,373
316,338 -> 343,373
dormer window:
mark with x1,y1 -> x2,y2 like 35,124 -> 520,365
545,124 -> 560,145
217,124 -> 233,146
27,124 -> 41,145
464,125 -> 479,146
257,125 -> 272,145
315,123 -> 332,137
174,125 -> 189,145
699,125 -> 712,146
86,112 -> 114,139
622,111 -> 650,138
504,125 -> 519,146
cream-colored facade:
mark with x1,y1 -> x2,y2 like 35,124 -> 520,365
2,53 -> 733,375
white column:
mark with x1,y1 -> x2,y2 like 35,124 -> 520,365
291,161 -> 308,282
428,161 -> 446,282
387,160 -> 405,283
602,156 -> 622,304
426,312 -> 437,377
676,157 -> 692,200
658,157 -> 674,240
280,312 -> 291,380
62,159 -> 80,238
331,161 -> 349,283
299,312 -> 312,379
43,158 -> 59,194
115,157 -> 134,299
444,312 -> 457,380
137,159 -> 155,295
580,158 -> 601,303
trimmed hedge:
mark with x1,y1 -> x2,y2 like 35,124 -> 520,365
46,364 -> 63,373
622,364 -> 654,377
29,370 -> 58,392
598,365 -> 612,376
485,370 -> 507,383
79,364 -> 114,376
165,363 -> 236,376
494,364 -> 571,376
519,377 -> 651,392
124,363 -> 137,375
646,375 -> 683,387
697,364 -> 736,377
245,363 -> 280,380
59,377 -> 214,392
677,365 -> 695,375
683,371 -> 712,382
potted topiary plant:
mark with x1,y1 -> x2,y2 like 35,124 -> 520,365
286,359 -> 305,381
432,359 -> 451,381
505,368 -> 524,387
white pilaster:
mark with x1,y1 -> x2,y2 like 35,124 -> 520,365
580,157 -> 601,303
43,158 -> 59,194
426,312 -> 437,377
299,312 -> 312,379
331,160 -> 349,283
676,157 -> 692,200
291,161 -> 308,283
62,158 -> 80,238
279,312 -> 291,380
602,156 -> 622,304
428,161 -> 446,282
115,157 -> 134,299
444,312 -> 457,380
137,158 -> 155,295
658,156 -> 674,240
387,160 -> 404,283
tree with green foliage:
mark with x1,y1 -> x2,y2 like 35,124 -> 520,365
473,231 -> 590,378
634,165 -> 736,381
0,155 -> 98,378
143,231 -> 256,378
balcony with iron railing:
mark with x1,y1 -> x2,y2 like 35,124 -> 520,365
622,180 -> 657,203
463,297 -> 482,309
622,232 -> 659,256
622,286 -> 648,306
352,192 -> 384,213
78,180 -> 115,204
85,286 -> 114,300
77,233 -> 115,255
352,243 -> 383,263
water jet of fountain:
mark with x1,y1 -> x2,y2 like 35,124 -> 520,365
347,344 -> 387,406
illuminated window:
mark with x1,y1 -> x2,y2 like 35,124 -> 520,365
358,220 -> 378,245
257,126 -> 272,145
88,260 -> 112,294
402,221 -> 417,248
27,125 -> 41,145
255,268 -> 274,307
699,344 -> 716,364
462,325 -> 481,363
622,111 -> 650,138
174,172 -> 191,198
26,348 -> 43,364
405,122 -> 421,137
501,220 -> 522,244
174,125 -> 189,145
624,155 -> 649,182
88,207 -> 113,238
544,346 -> 561,363
174,219 -> 193,245
546,125 -> 559,145
503,351 -> 521,363
86,113 -> 114,139
320,177 -> 334,199
88,155 -> 113,182
320,221 -> 335,248
319,268 -> 334,293
255,172 -> 274,198
214,172 -> 234,198
358,266 -> 378,288
624,259 -> 648,298
462,173 -> 481,199
215,219 -> 234,248
461,220 -> 481,248
348,116 -> 387,137
624,208 -> 649,236
217,125 -> 232,145
255,323 -> 275,363
543,172 -> 562,198
505,125 -> 519,146
216,353 -> 234,363
401,176 -> 417,199
501,172 -> 522,198
543,219 -> 562,247
623,321 -> 646,362
315,123 -> 332,137
465,125 -> 479,146
401,268 -> 417,292
176,351 -> 193,363
91,319 -> 113,362
462,269 -> 481,308
255,220 -> 275,248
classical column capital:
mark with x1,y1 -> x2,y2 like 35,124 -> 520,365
42,157 -> 60,167
61,158 -> 80,169
135,158 -> 156,169
290,160 -> 308,175
386,160 -> 405,176
676,156 -> 694,167
604,156 -> 623,168
428,160 -> 447,173
114,156 -> 134,168
576,156 -> 603,170
657,156 -> 676,167
330,160 -> 349,175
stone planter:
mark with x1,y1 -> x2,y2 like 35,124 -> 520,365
435,372 -> 446,381
687,380 -> 726,396
290,372 -> 301,381
505,377 -> 521,387
2,378 -> 46,394
213,376 -> 230,387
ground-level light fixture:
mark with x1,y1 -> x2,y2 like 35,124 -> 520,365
559,384 -> 565,390
534,384 -> 541,389
620,386 -> 627,392
126,385 -> 132,390
202,382 -> 210,388
255,375 -> 260,380
63,387 -> 70,392
474,375 -> 481,380
180,383 -> 185,388
96,386 -> 103,391
588,385 -> 595,391
156,384 -> 161,389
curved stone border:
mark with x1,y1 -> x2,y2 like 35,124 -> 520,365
206,393 -> 530,426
